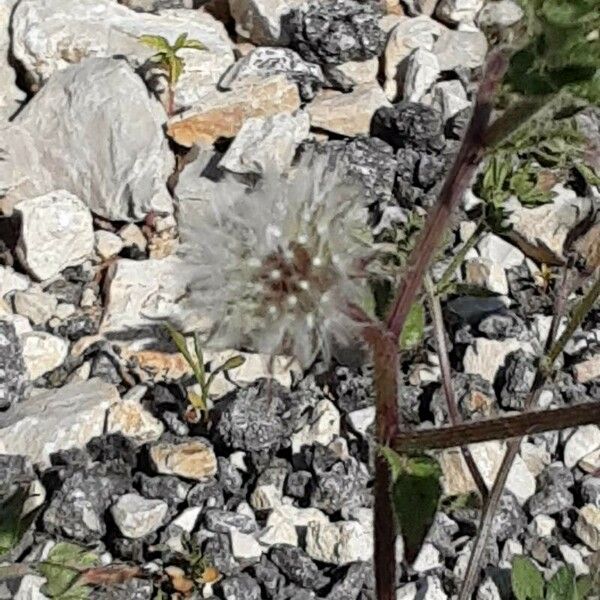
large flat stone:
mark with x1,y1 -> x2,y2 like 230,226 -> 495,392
100,256 -> 208,339
0,58 -> 174,221
11,0 -> 234,111
0,378 -> 119,466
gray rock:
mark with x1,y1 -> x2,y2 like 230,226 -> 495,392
270,544 -> 328,589
205,508 -> 258,534
564,425 -> 600,469
1,58 -> 174,222
286,0 -> 385,66
187,478 -> 224,509
214,380 -> 303,458
12,0 -> 234,112
0,378 -> 119,466
0,321 -> 28,410
477,312 -> 527,340
528,484 -> 573,516
136,473 -> 190,516
111,493 -> 168,538
15,191 -> 94,281
217,573 -> 262,600
326,562 -> 370,599
44,462 -> 132,542
220,47 -> 325,100
372,101 -> 444,151
436,0 -> 484,24
0,454 -> 35,496
310,455 -> 370,514
499,350 -> 536,409
119,0 -> 194,10
582,477 -> 600,507
490,493 -> 527,541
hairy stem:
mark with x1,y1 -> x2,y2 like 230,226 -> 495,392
424,275 -> 488,499
391,401 -> 600,452
386,51 -> 508,341
370,330 -> 401,600
458,270 -> 600,599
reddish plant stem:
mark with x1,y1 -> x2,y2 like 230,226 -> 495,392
368,51 -> 508,600
386,51 -> 508,341
369,329 -> 401,600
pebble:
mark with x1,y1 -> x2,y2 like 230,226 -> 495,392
106,397 -> 164,445
564,425 -> 600,469
305,519 -> 372,565
21,331 -> 69,380
95,230 -> 124,260
13,288 -> 58,325
575,505 -> 600,550
0,320 -> 28,410
463,337 -> 526,383
150,439 -> 218,481
111,493 -> 168,539
291,399 -> 340,454
403,48 -> 440,102
436,0 -> 484,24
306,84 -> 391,137
529,515 -> 555,538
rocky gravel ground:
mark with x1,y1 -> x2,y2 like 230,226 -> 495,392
0,0 -> 599,599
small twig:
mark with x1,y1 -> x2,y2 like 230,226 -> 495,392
391,401 -> 600,452
424,275 -> 488,499
458,270 -> 600,600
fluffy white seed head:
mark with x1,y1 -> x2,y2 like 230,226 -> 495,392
178,155 -> 377,367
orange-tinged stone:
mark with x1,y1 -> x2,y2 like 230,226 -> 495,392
167,75 -> 301,146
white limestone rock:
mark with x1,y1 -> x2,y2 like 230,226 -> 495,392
111,493 -> 168,539
564,426 -> 600,469
13,288 -> 58,326
463,337 -> 528,383
430,80 -> 470,120
100,256 -> 208,339
95,231 -> 124,261
0,266 -> 30,299
0,58 -> 174,222
0,378 -> 119,466
575,505 -> 600,550
11,0 -> 234,112
403,48 -> 440,102
219,112 -> 310,175
305,519 -> 372,565
21,332 -> 69,380
477,0 -> 524,27
505,187 -> 594,264
433,28 -> 488,71
16,191 -> 94,281
107,397 -> 164,445
307,84 -> 391,136
384,16 -> 446,100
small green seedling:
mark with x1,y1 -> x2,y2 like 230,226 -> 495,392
139,33 -> 206,115
166,325 -> 245,422
511,555 -> 596,600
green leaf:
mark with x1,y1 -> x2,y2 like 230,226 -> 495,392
575,574 -> 593,599
0,486 -> 38,558
138,34 -> 170,52
40,542 -> 99,598
173,32 -> 188,49
205,355 -> 246,394
182,39 -> 206,51
399,302 -> 425,350
546,565 -> 577,600
379,446 -> 404,482
511,556 -> 545,600
391,454 -> 442,564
